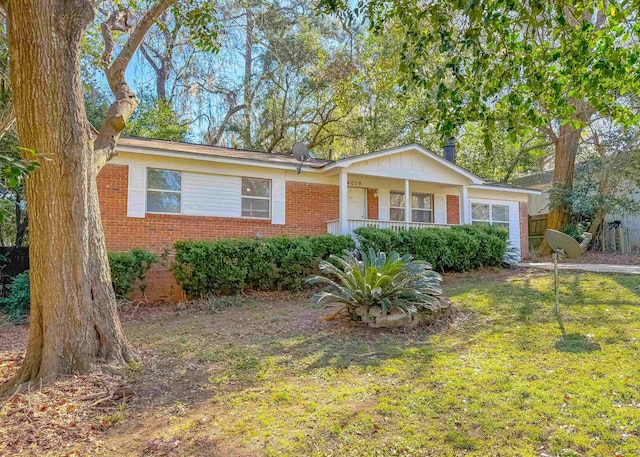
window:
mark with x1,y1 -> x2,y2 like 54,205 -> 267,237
147,168 -> 181,214
390,191 -> 405,221
492,204 -> 510,229
411,193 -> 433,223
242,177 -> 271,219
391,191 -> 434,222
471,202 -> 509,229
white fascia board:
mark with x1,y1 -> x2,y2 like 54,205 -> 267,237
115,145 -> 325,173
321,144 -> 484,184
467,184 -> 542,195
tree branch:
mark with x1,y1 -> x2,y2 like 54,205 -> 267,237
139,44 -> 161,73
0,107 -> 15,140
206,104 -> 245,145
539,125 -> 557,143
94,0 -> 176,169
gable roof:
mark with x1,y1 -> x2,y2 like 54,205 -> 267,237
115,137 -> 538,194
321,143 -> 485,184
117,136 -> 331,169
511,170 -> 554,188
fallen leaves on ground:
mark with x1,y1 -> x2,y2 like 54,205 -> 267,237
0,371 -> 131,456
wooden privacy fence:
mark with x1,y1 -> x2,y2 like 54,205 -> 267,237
0,246 -> 29,296
528,214 -> 547,250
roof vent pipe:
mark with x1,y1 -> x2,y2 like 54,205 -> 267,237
444,137 -> 455,163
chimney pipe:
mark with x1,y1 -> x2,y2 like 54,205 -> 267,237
443,137 -> 455,163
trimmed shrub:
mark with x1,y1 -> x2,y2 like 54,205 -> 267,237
107,248 -> 159,298
0,271 -> 30,323
354,225 -> 507,272
171,235 -> 355,297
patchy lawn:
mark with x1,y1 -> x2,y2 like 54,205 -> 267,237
2,269 -> 640,456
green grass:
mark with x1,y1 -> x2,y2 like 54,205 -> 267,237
114,271 -> 640,456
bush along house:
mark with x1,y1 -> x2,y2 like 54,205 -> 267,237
97,136 -> 540,300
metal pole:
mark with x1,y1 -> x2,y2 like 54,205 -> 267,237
553,252 -> 559,316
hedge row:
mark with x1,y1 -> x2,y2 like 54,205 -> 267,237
171,235 -> 355,297
1,248 -> 159,323
354,225 -> 508,272
108,248 -> 159,298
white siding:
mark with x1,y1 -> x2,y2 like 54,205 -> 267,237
378,188 -> 390,220
181,172 -> 242,218
507,201 -> 521,251
434,194 -> 447,224
344,151 -> 471,185
528,191 -> 550,216
127,165 -> 146,218
272,178 -> 286,225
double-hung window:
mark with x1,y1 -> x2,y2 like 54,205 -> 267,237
147,168 -> 181,214
390,191 -> 405,221
242,177 -> 271,219
411,193 -> 433,223
390,191 -> 434,222
471,203 -> 509,229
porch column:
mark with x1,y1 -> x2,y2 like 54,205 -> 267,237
404,179 -> 411,225
339,170 -> 349,235
460,185 -> 469,224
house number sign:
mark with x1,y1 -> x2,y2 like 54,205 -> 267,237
349,180 -> 362,186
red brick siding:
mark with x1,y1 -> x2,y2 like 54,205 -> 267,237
446,195 -> 460,225
367,188 -> 379,220
285,181 -> 340,236
520,201 -> 530,259
97,164 -> 339,300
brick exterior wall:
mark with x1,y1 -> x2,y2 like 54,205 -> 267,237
97,164 -> 339,300
97,164 -> 532,299
520,201 -> 530,259
367,188 -> 379,220
446,195 -> 460,225
286,181 -> 340,236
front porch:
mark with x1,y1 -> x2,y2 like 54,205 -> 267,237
327,218 -> 453,236
328,170 -> 469,236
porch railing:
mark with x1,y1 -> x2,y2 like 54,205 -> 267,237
327,219 -> 453,236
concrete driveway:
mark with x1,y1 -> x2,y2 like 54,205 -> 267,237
517,262 -> 640,275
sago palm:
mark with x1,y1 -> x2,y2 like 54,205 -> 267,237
306,248 -> 443,320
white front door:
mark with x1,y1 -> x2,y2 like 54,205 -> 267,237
348,187 -> 367,220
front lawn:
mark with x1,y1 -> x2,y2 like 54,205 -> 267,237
2,270 -> 640,456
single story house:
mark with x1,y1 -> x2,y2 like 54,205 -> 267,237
97,137 -> 540,300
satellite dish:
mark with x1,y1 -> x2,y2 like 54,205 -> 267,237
543,229 -> 586,329
292,142 -> 309,174
544,229 -> 583,259
292,142 -> 309,161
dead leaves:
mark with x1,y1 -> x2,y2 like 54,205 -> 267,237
0,371 -> 133,456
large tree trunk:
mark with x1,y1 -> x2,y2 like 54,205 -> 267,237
546,122 -> 583,231
538,122 -> 584,255
4,0 -> 137,387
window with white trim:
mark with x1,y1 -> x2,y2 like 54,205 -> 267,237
242,177 -> 271,219
390,191 -> 405,221
146,168 -> 181,214
411,193 -> 433,223
471,203 -> 509,229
